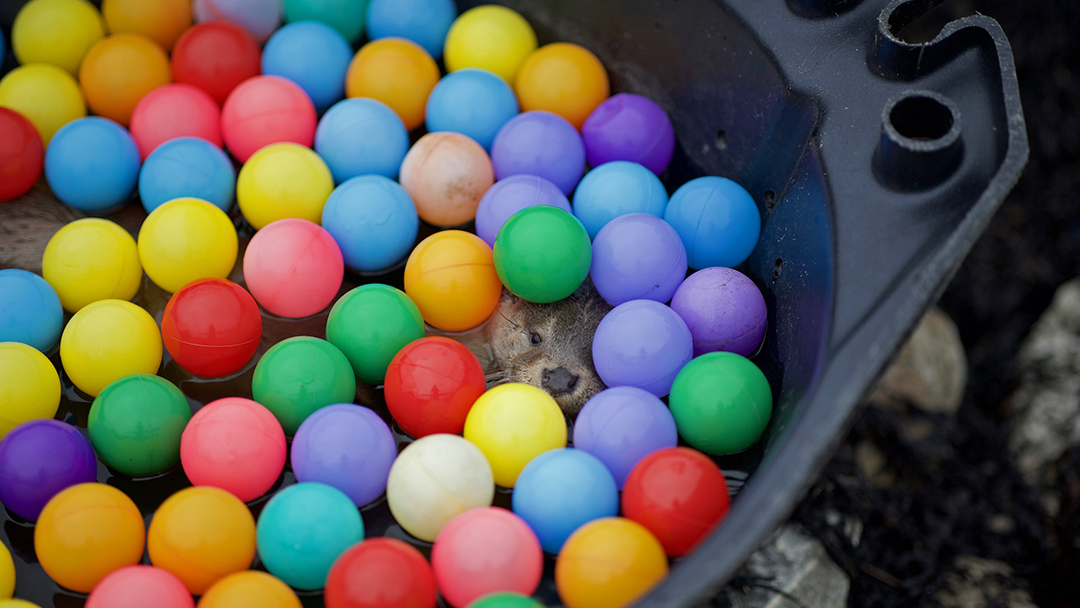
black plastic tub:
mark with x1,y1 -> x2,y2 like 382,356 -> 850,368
0,0 -> 1026,606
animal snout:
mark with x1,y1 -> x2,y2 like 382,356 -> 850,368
542,367 -> 579,396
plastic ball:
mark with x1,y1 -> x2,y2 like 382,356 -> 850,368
315,99 -> 409,183
0,343 -> 61,440
11,0 -> 105,75
171,21 -> 261,105
594,300 -> 693,397
475,175 -> 570,248
668,352 -> 773,455
385,337 -> 486,438
138,137 -> 235,213
194,0 -> 282,44
493,206 -> 591,304
60,299 -> 163,397
44,117 -> 141,213
325,538 -> 437,608
292,404 -> 396,507
88,374 -> 191,477
148,486 -> 257,594
426,69 -> 519,151
555,517 -> 668,608
582,93 -> 675,176
590,213 -> 687,306
79,33 -> 172,126
101,0 -> 192,51
130,84 -> 223,160
0,63 -> 86,146
161,279 -> 261,378
444,5 -> 536,83
197,571 -> 301,608
664,176 -> 762,268
236,142 -> 335,229
0,269 -> 62,353
670,267 -> 767,357
366,0 -> 455,59
252,337 -> 356,435
0,542 -> 12,599
243,218 -> 343,318
512,448 -> 619,554
0,601 -> 39,608
572,161 -> 668,239
283,0 -> 368,43
466,594 -> 544,608
221,75 -> 317,163
325,284 -> 425,384
403,231 -> 502,332
137,197 -> 239,293
345,38 -> 440,131
399,132 -> 494,227
34,483 -> 145,594
262,22 -> 352,112
515,43 -> 609,131
0,419 -> 96,521
432,507 -> 543,607
180,397 -> 286,502
0,107 -> 44,202
321,175 -> 418,273
386,434 -> 494,542
85,565 -> 194,608
41,218 -> 141,313
257,482 -> 365,591
491,111 -> 585,195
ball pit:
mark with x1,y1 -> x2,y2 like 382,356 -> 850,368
0,107 -> 44,202
221,75 -> 317,163
515,43 -> 609,131
345,38 -> 439,132
491,111 -> 585,195
493,206 -> 591,304
444,5 -> 537,83
670,267 -> 768,357
78,33 -> 172,126
193,0 -> 282,44
137,197 -> 238,294
325,538 -> 437,608
243,218 -> 344,319
591,299 -> 693,398
475,175 -> 571,248
0,63 -> 86,146
197,571 -> 301,608
0,342 -> 61,440
129,84 -> 223,160
384,337 -> 486,438
403,230 -> 503,332
283,0 -> 368,43
101,0 -> 192,51
251,337 -> 356,435
138,137 -> 235,213
426,68 -> 519,151
171,21 -> 261,105
399,132 -> 495,227
85,565 -> 194,608
161,278 -> 262,378
664,175 -> 762,269
582,93 -> 675,175
572,161 -> 669,239
0,419 -> 97,522
41,218 -> 142,313
366,0 -> 456,58
44,117 -> 141,213
262,22 -> 352,112
321,175 -> 418,273
590,213 -> 687,306
555,517 -> 668,608
0,269 -> 63,353
467,594 -> 545,608
236,142 -> 334,230
11,0 -> 105,75
325,284 -> 425,384
315,98 -> 410,183
0,542 -> 12,599
59,299 -> 162,397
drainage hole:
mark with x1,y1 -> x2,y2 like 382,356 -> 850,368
763,189 -> 777,210
715,130 -> 728,150
889,95 -> 954,141
773,258 -> 783,279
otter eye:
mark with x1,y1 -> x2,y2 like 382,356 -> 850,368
530,332 -> 542,345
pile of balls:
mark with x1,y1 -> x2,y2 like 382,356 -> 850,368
0,1 -> 775,608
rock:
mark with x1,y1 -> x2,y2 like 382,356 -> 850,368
927,556 -> 1036,608
869,307 -> 968,415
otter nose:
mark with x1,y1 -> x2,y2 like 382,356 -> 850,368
542,367 -> 579,395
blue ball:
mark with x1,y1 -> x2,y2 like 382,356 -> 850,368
262,21 -> 353,112
572,161 -> 668,240
44,117 -> 141,213
0,269 -> 63,353
366,0 -> 456,58
664,176 -> 761,268
315,98 -> 410,183
512,448 -> 619,554
321,175 -> 419,273
256,482 -> 365,591
425,68 -> 519,151
138,137 -> 236,213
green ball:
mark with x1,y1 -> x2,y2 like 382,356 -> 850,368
493,206 -> 591,303
283,0 -> 369,43
326,284 -> 425,384
88,374 -> 192,477
668,352 -> 772,455
467,593 -> 546,608
252,337 -> 356,435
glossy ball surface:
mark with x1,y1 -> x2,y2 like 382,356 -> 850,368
555,518 -> 668,608
315,98 -> 409,183
197,571 -> 301,608
591,299 -> 692,398
668,352 -> 773,454
385,337 -> 486,438
292,404 -> 396,507
0,419 -> 97,521
0,269 -> 62,353
322,175 -> 418,273
466,594 -> 544,608
399,132 -> 494,227
325,537 -> 437,608
11,0 -> 105,75
475,175 -> 570,248
590,213 -> 686,306
41,218 -> 141,313
262,22 -> 352,112
572,161 -> 668,239
102,0 -> 192,51
443,5 -> 536,83
326,284 -> 424,384
236,142 -> 335,230
0,107 -> 44,202
366,0 -> 455,58
490,111 -> 584,195
252,337 -> 356,435
283,0 -> 368,43
345,38 -> 439,131
221,75 -> 317,163
670,267 -> 768,357
79,33 -> 171,126
493,206 -> 591,304
88,374 -> 191,477
85,565 -> 194,608
404,231 -> 502,332
44,117 -> 141,213
171,21 -> 261,105
243,218 -> 343,318
515,43 -> 609,131
664,176 -> 761,269
161,279 -> 261,378
0,64 -> 86,145
137,197 -> 238,293
582,93 -> 674,175
193,0 -> 281,43
0,519 -> 12,598
130,84 -> 222,160
426,68 -> 518,151
138,137 -> 235,213
0,342 -> 60,440
60,299 -> 162,397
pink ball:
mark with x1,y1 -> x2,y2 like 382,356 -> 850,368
431,507 -> 543,608
180,397 -> 287,503
86,565 -> 195,608
243,218 -> 344,318
221,75 -> 317,163
130,83 -> 223,160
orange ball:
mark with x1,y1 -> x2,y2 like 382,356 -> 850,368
79,33 -> 172,126
399,132 -> 494,227
102,0 -> 192,51
404,230 -> 503,332
515,43 -> 609,131
345,38 -> 439,131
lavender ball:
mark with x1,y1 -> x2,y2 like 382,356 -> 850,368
475,174 -> 571,248
670,267 -> 767,357
491,111 -> 586,195
582,93 -> 675,176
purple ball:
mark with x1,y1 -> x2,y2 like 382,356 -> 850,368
590,213 -> 687,306
572,386 -> 678,489
582,93 -> 675,176
491,111 -> 585,195
475,174 -> 571,247
670,267 -> 768,357
291,404 -> 396,507
591,299 -> 693,397
0,419 -> 98,521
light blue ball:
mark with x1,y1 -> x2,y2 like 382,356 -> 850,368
572,161 -> 668,240
315,98 -> 410,183
256,482 -> 364,591
366,0 -> 456,58
512,448 -> 619,554
0,269 -> 63,353
664,176 -> 761,269
262,21 -> 353,112
44,117 -> 141,213
138,137 -> 236,213
321,175 -> 418,273
426,68 -> 519,151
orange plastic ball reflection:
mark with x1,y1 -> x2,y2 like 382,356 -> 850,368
345,38 -> 439,131
404,230 -> 502,332
102,0 -> 192,51
515,43 -> 609,131
198,571 -> 301,608
79,33 -> 172,126
399,132 -> 494,227
555,517 -> 668,608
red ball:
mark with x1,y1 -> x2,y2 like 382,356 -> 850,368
384,337 -> 486,438
325,538 -> 437,608
0,107 -> 45,202
161,278 -> 262,378
242,218 -> 344,319
130,83 -> 223,159
621,446 -> 730,557
221,75 -> 317,163
171,21 -> 261,105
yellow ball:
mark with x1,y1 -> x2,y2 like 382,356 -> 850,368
138,198 -> 238,293
42,218 -> 141,313
345,38 -> 440,131
0,600 -> 41,608
1,529 -> 15,599
0,342 -> 61,440
403,230 -> 502,332
60,299 -> 162,397
463,383 -> 566,487
102,0 -> 192,52
555,517 -> 668,608
444,5 -> 537,83
236,143 -> 334,230
12,0 -> 106,75
197,571 -> 302,608
0,63 -> 87,146
516,42 -> 610,131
